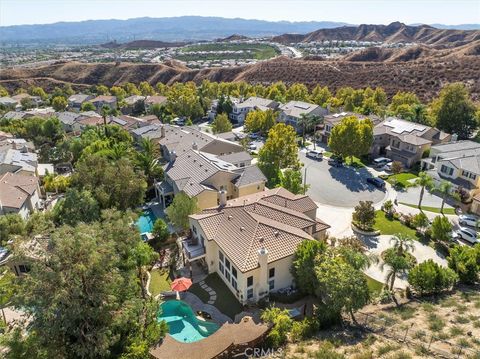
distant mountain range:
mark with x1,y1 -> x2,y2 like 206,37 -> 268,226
1,16 -> 478,45
272,22 -> 480,47
0,16 -> 348,45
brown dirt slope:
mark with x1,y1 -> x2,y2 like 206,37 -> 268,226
273,22 -> 480,47
1,55 -> 479,101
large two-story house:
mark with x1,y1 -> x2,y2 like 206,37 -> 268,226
90,95 -> 117,111
67,94 -> 93,112
371,117 -> 451,168
277,100 -> 328,132
182,188 -> 330,304
229,97 -> 279,125
155,148 -> 266,210
422,140 -> 480,198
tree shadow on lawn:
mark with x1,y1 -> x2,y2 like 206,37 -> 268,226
328,166 -> 385,194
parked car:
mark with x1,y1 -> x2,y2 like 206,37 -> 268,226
328,157 -> 343,167
367,177 -> 386,189
373,157 -> 392,168
453,227 -> 479,245
382,162 -> 393,172
248,143 -> 257,151
249,133 -> 260,140
306,149 -> 323,160
458,214 -> 479,228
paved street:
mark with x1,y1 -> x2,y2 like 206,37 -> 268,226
300,151 -> 386,207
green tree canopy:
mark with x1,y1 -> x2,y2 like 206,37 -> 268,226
165,192 -> 199,232
52,188 -> 100,226
291,240 -> 327,295
430,83 -> 478,140
211,113 -> 232,134
280,168 -> 308,195
51,96 -> 68,111
447,245 -> 480,284
81,101 -> 96,112
328,116 -> 373,161
408,259 -> 457,296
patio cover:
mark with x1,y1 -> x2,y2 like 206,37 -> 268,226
149,317 -> 270,359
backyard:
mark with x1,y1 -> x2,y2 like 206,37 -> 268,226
189,273 -> 243,319
148,269 -> 172,297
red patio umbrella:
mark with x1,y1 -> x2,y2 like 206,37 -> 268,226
171,277 -> 193,299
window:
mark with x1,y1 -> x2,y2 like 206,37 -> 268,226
232,267 -> 237,279
219,262 -> 224,275
269,279 -> 275,291
440,165 -> 454,176
269,267 -> 275,278
225,271 -> 231,282
192,226 -> 197,234
471,174 -> 477,180
219,251 -> 224,263
225,258 -> 230,271
247,276 -> 253,287
232,278 -> 237,290
247,288 -> 254,299
462,170 -> 469,177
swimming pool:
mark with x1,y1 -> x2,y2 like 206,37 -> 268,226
136,209 -> 157,234
158,300 -> 219,343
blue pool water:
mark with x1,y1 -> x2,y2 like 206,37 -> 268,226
158,300 -> 219,343
136,209 -> 157,234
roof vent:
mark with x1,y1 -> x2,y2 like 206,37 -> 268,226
274,231 -> 280,237
240,226 -> 245,231
228,215 -> 233,220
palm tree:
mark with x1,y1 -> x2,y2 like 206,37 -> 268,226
382,234 -> 415,292
437,180 -> 453,214
414,171 -> 434,209
101,105 -> 112,137
136,138 -> 162,186
298,113 -> 311,147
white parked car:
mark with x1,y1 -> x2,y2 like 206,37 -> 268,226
458,214 -> 479,228
453,227 -> 479,245
306,149 -> 323,160
373,157 -> 392,168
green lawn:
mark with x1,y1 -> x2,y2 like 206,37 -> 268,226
189,273 -> 243,320
177,43 -> 279,61
323,151 -> 333,158
399,202 -> 456,215
344,156 -> 365,168
365,274 -> 384,295
149,269 -> 172,297
373,210 -> 418,237
387,173 -> 418,188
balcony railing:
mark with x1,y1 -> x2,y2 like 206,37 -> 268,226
182,237 -> 206,260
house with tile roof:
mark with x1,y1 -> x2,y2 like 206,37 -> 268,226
0,172 -> 41,219
158,124 -> 244,162
144,95 -> 168,113
184,187 -> 330,304
67,94 -> 93,112
121,95 -> 146,115
90,95 -> 117,111
422,140 -> 480,198
0,140 -> 38,176
320,111 -> 382,143
155,148 -> 266,210
371,117 -> 451,168
278,100 -> 328,132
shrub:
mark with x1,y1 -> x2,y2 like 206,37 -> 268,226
382,200 -> 394,217
411,212 -> 429,229
152,218 -> 169,244
260,307 -> 293,347
447,245 -> 480,284
290,317 -> 320,342
430,216 -> 453,242
408,259 -> 458,296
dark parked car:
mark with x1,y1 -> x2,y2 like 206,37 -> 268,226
367,177 -> 386,189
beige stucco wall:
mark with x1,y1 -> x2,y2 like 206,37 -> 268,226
194,190 -> 218,210
237,182 -> 265,198
200,140 -> 243,156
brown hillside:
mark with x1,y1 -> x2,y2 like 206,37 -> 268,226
1,55 -> 479,101
272,22 -> 480,47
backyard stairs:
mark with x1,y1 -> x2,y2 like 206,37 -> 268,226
199,280 -> 217,305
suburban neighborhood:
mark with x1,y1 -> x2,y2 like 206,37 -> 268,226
1,2 -> 480,358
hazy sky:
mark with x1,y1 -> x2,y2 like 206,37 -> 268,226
1,0 -> 479,26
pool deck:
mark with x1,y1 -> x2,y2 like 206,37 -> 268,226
181,292 -> 233,325
147,201 -> 175,233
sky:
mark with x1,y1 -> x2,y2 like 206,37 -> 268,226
0,0 -> 479,27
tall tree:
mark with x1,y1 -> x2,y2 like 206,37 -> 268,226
211,113 -> 232,134
165,192 -> 199,233
430,83 -> 478,140
328,116 -> 373,162
437,180 -> 453,214
51,96 -> 68,111
280,168 -> 309,195
258,123 -> 299,187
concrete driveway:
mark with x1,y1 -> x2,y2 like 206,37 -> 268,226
397,186 -> 453,209
300,151 -> 386,207
361,234 -> 448,289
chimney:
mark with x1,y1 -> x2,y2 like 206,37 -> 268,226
192,142 -> 198,150
219,190 -> 227,206
257,237 -> 269,298
450,133 -> 458,143
161,126 -> 165,138
169,150 -> 176,163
